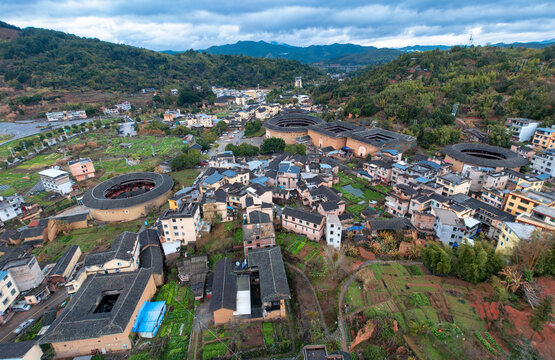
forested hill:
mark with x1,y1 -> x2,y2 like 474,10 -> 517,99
0,26 -> 321,92
313,46 -> 554,147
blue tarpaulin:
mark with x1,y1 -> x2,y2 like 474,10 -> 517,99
132,301 -> 167,338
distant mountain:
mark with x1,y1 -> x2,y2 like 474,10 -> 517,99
0,26 -> 321,93
395,40 -> 555,52
321,48 -> 403,66
202,40 -> 401,65
396,45 -> 451,52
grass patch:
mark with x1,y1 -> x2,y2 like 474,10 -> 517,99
202,341 -> 229,360
262,322 -> 276,346
347,282 -> 364,309
171,168 -> 200,187
244,128 -> 265,138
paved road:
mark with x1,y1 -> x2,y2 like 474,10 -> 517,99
337,260 -> 422,352
207,130 -> 264,158
0,287 -> 69,343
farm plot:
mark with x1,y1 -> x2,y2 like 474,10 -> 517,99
345,263 -> 490,359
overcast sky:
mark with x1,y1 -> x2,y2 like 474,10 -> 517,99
1,0 -> 554,51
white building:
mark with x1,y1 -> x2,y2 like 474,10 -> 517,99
0,195 -> 24,222
326,215 -> 341,249
0,270 -> 19,318
39,168 -> 73,195
433,208 -> 480,247
506,118 -> 540,142
116,101 -> 132,111
531,149 -> 555,177
294,76 -> 302,88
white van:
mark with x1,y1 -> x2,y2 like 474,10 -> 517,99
12,302 -> 31,312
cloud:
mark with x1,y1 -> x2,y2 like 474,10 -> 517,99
1,0 -> 554,50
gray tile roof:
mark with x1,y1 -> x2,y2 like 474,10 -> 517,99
49,245 -> 80,278
39,269 -> 153,343
282,206 -> 324,225
209,258 -> 237,312
247,246 -> 291,303
84,231 -> 137,267
0,341 -> 38,359
368,218 -> 414,231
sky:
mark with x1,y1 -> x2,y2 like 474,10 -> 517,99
1,0 -> 554,51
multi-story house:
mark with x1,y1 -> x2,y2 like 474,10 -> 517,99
0,271 -> 19,323
496,221 -> 537,255
363,159 -> 394,183
385,184 -> 417,217
281,206 -> 325,241
433,208 -> 480,247
504,169 -> 545,191
463,166 -> 508,192
68,158 -> 95,181
532,127 -> 555,150
84,232 -> 140,275
437,173 -> 471,197
39,168 -> 73,194
159,202 -> 201,246
276,163 -> 300,190
325,215 -> 341,249
506,118 -> 539,142
243,222 -> 276,255
1,255 -> 44,292
0,195 -> 24,222
479,187 -> 509,209
531,149 -> 555,177
503,189 -> 555,217
515,204 -> 555,231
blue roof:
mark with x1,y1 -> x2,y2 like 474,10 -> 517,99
320,163 -> 332,169
535,173 -> 551,180
223,151 -> 234,155
222,170 -> 237,177
382,149 -> 399,155
414,177 -> 431,183
392,163 -> 407,170
278,164 -> 300,174
418,161 -> 441,170
0,271 -> 8,279
132,301 -> 166,334
537,128 -> 555,133
358,171 -> 372,178
203,172 -> 224,185
250,176 -> 269,185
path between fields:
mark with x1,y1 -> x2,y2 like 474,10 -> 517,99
285,262 -> 330,337
337,260 -> 422,352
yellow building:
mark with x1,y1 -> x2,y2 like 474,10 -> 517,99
503,189 -> 555,216
496,221 -> 537,254
532,127 -> 555,150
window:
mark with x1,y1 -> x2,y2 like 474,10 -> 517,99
6,281 -> 12,288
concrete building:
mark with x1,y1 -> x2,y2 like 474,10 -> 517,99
243,222 -> 276,255
496,221 -> 537,254
68,158 -> 95,181
39,168 -> 73,195
39,269 -> 156,358
437,173 -> 471,197
159,202 -> 201,246
0,271 -> 19,321
294,76 -> 302,88
462,167 -> 508,192
1,256 -> 44,292
281,206 -> 325,241
503,189 -> 555,217
325,215 -> 341,249
515,204 -> 555,231
506,118 -> 539,142
532,127 -> 555,150
84,232 -> 140,275
433,208 -> 480,247
531,149 -> 555,177
0,195 -> 24,222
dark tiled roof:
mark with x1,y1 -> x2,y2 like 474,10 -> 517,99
84,231 -> 137,267
247,246 -> 291,303
140,246 -> 163,275
55,212 -> 89,223
49,245 -> 80,277
209,258 -> 237,312
138,229 -> 160,248
248,211 -> 271,224
0,341 -> 38,359
368,218 -> 414,231
282,206 -> 324,225
443,143 -> 528,169
39,269 -> 153,343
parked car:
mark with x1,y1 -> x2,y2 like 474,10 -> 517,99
14,319 -> 34,334
12,302 -> 31,312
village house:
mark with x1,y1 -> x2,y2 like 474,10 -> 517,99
159,202 -> 201,246
504,169 -> 545,191
243,222 -> 276,255
138,229 -> 164,287
462,167 -> 508,192
47,245 -> 81,289
0,195 -> 24,222
503,189 -> 555,217
276,163 -> 301,190
0,341 -> 43,360
436,173 -> 471,197
496,221 -> 537,254
532,127 -> 555,150
1,255 -> 44,292
0,271 -> 19,323
531,149 -> 555,177
506,118 -> 540,142
281,206 -> 325,241
68,158 -> 95,181
39,168 -> 73,195
326,215 -> 342,249
177,256 -> 208,300
202,190 -> 233,222
432,208 -> 480,247
366,218 -> 416,238
385,184 -> 418,217
84,232 -> 140,275
515,204 -> 555,231
479,187 -> 510,209
39,269 -> 156,358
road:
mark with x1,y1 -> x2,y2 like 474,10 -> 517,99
0,287 -> 69,343
207,130 -> 265,158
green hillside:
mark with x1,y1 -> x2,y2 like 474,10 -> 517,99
0,26 -> 321,92
313,46 -> 554,147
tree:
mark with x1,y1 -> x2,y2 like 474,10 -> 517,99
260,137 -> 285,154
512,229 -> 555,275
488,123 -> 511,148
529,295 -> 554,341
284,144 -> 306,156
170,149 -> 202,171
